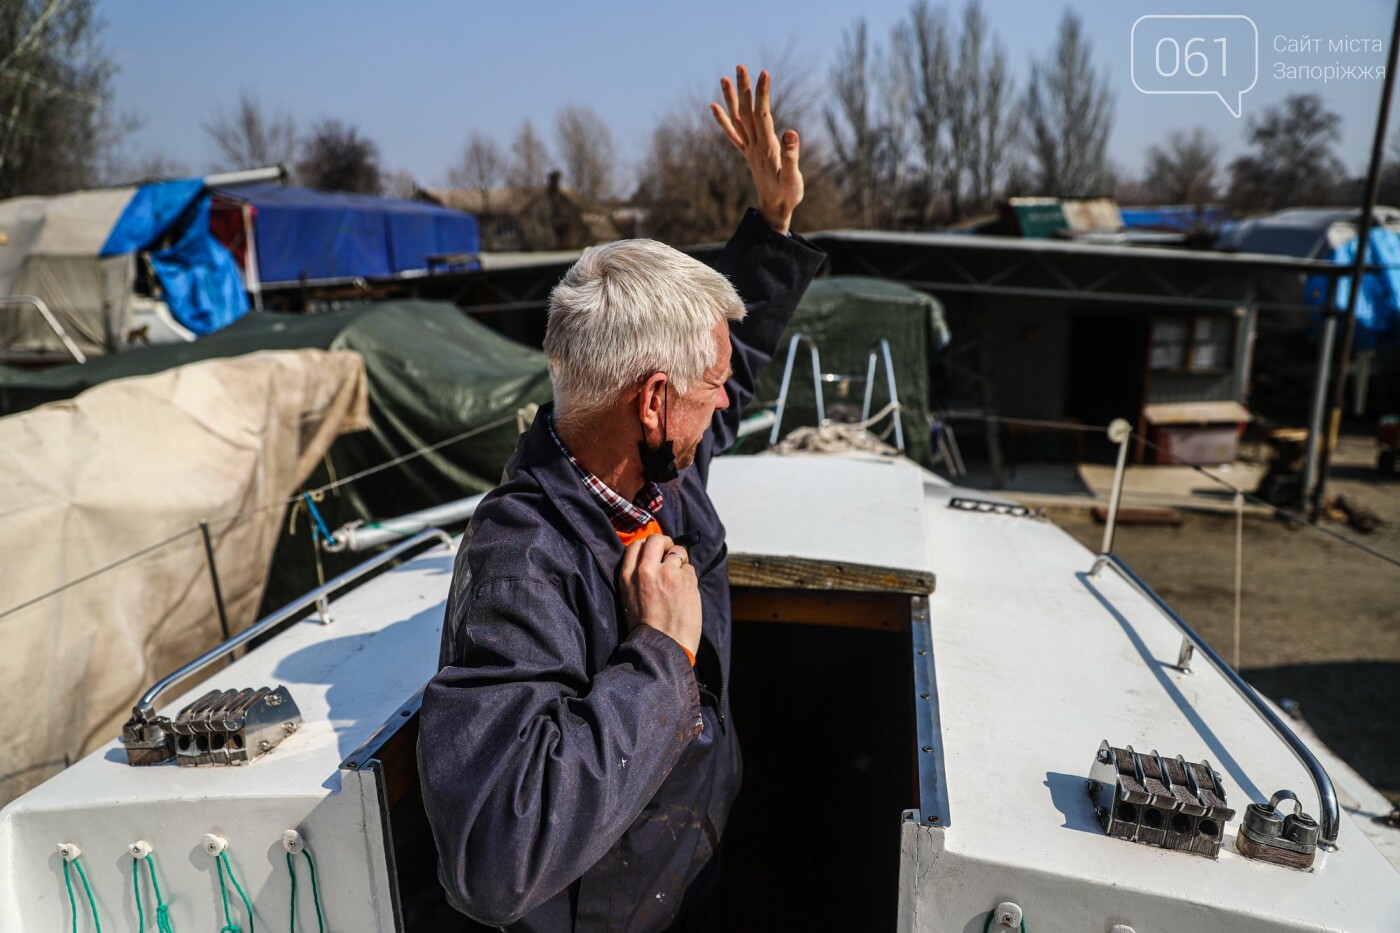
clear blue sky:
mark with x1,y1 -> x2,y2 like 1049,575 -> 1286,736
103,0 -> 1399,188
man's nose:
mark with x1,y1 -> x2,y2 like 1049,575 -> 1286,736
715,385 -> 730,411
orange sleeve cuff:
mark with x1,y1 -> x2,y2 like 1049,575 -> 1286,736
682,645 -> 696,667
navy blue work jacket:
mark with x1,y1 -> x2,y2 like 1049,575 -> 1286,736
418,211 -> 825,932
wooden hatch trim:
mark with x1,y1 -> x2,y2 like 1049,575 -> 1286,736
726,551 -> 936,596
730,587 -> 915,633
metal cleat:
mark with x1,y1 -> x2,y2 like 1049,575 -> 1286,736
1237,790 -> 1320,869
155,686 -> 302,767
120,716 -> 177,766
1087,740 -> 1234,858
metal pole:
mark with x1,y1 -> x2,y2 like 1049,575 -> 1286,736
1302,297 -> 1338,511
0,296 -> 88,364
1100,418 -> 1132,555
1315,1 -> 1400,513
134,529 -> 452,721
198,521 -> 232,664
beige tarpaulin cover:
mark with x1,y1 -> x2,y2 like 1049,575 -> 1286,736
0,349 -> 369,804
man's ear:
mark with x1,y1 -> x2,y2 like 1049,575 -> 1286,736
636,372 -> 668,439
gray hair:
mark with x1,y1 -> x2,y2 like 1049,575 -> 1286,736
544,238 -> 745,426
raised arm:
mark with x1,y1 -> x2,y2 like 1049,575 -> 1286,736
710,65 -> 804,235
705,66 -> 826,453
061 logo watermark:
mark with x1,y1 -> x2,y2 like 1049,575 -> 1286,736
1131,15 -> 1259,118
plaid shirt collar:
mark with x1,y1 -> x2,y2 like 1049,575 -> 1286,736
547,415 -> 664,534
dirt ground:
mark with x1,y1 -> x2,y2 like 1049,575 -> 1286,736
1046,431 -> 1400,803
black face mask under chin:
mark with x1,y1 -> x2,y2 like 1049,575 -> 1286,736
638,437 -> 678,483
638,382 -> 679,483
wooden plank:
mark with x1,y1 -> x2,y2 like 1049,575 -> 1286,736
728,552 -> 935,595
731,587 -> 912,632
1091,505 -> 1183,526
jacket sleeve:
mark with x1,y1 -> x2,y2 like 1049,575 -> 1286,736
708,208 -> 826,453
417,575 -> 702,926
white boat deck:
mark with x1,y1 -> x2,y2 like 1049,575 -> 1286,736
3,452 -> 1397,931
0,539 -> 458,932
911,470 -> 1400,931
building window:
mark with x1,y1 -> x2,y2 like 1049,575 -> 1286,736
1150,315 -> 1233,373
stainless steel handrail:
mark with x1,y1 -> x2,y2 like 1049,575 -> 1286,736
860,337 -> 905,453
1089,552 -> 1340,847
132,529 -> 453,721
325,498 -> 485,553
769,333 -> 826,445
0,295 -> 87,363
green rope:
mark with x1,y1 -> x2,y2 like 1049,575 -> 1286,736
286,849 -> 326,933
302,851 -> 325,933
147,854 -> 174,933
286,853 -> 296,933
63,859 -> 78,933
215,851 -> 254,933
134,853 -> 174,933
63,857 -> 101,933
133,857 -> 144,933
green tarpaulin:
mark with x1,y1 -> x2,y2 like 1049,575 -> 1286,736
0,301 -> 552,522
1,278 -> 948,515
745,277 -> 948,467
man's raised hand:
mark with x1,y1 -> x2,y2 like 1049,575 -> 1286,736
619,534 -> 702,659
710,65 -> 804,236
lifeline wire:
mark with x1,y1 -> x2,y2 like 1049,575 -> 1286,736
63,856 -> 101,933
0,412 -> 517,622
940,410 -> 1400,573
0,526 -> 199,623
286,849 -> 326,933
216,851 -> 255,933
1131,429 -> 1400,572
213,412 -> 519,530
1234,491 -> 1245,670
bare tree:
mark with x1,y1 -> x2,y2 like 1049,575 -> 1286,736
949,0 -> 1017,216
506,120 -> 552,189
555,103 -> 615,201
1023,9 -> 1114,197
635,68 -> 850,245
448,132 -> 506,211
1227,94 -> 1344,212
1144,127 -> 1220,205
878,29 -> 917,224
296,118 -> 382,194
903,1 -> 953,226
120,149 -> 195,183
825,21 -> 882,227
203,90 -> 298,171
0,0 -> 119,198
383,169 -> 417,200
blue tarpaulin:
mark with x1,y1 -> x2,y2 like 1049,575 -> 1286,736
215,184 -> 479,284
1119,205 -> 1230,233
100,178 -> 250,335
99,179 -> 203,257
148,198 -> 250,335
1304,229 -> 1400,349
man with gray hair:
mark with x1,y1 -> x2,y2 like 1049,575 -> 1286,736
419,66 -> 824,932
